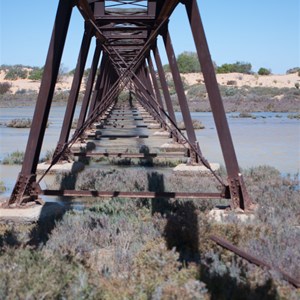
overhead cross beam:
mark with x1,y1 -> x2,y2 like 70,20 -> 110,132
7,0 -> 254,211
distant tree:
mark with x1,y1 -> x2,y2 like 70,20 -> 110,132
163,52 -> 217,73
217,61 -> 252,74
68,69 -> 76,76
286,67 -> 300,74
176,51 -> 201,73
258,67 -> 271,76
57,63 -> 68,82
28,67 -> 44,81
163,64 -> 170,72
84,68 -> 91,78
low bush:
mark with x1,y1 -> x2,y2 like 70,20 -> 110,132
217,62 -> 252,74
40,149 -> 55,163
0,82 -> 11,95
287,113 -> 300,119
6,118 -> 32,128
258,67 -> 271,75
286,67 -> 300,74
1,151 -> 24,165
28,67 -> 44,81
6,118 -> 49,128
0,181 -> 6,192
177,119 -> 205,130
0,249 -> 100,299
71,118 -> 78,129
4,66 -> 28,80
186,84 -> 207,100
177,51 -> 201,73
231,112 -> 256,119
0,166 -> 299,298
227,80 -> 237,86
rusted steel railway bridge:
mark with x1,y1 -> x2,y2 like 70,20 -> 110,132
6,0 -> 254,211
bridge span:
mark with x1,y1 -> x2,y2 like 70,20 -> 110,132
5,0 -> 253,211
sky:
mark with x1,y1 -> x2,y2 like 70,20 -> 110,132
0,0 -> 299,74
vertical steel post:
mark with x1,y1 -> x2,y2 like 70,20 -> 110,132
142,61 -> 156,99
147,54 -> 166,126
161,28 -> 201,159
8,0 -> 74,206
55,22 -> 93,154
147,55 -> 164,110
94,59 -> 110,113
183,0 -> 252,209
76,41 -> 102,132
152,46 -> 177,126
88,54 -> 107,117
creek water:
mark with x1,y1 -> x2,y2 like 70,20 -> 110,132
0,106 -> 299,198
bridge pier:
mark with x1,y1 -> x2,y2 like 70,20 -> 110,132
183,0 -> 253,210
5,0 -> 74,207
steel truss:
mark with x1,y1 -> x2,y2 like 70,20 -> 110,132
7,0 -> 254,211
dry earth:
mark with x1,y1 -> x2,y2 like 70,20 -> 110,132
1,70 -> 300,94
182,72 -> 300,88
0,71 -> 76,94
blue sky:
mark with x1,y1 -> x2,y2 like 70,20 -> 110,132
0,0 -> 299,74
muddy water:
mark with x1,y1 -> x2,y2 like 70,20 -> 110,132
0,106 -> 299,198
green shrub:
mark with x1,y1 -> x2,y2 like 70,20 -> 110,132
0,181 -> 6,192
295,82 -> 300,89
166,74 -> 189,95
0,82 -> 11,95
217,61 -> 252,74
6,118 -> 32,128
0,166 -> 299,299
177,51 -> 201,73
237,112 -> 256,119
227,80 -> 237,86
1,151 -> 24,165
287,113 -> 300,119
163,64 -> 170,72
71,118 -> 78,129
286,67 -> 300,74
6,118 -> 49,128
28,67 -> 44,80
258,67 -> 271,75
40,149 -> 55,163
186,84 -> 207,100
4,66 -> 28,80
0,249 -> 99,299
177,119 -> 205,130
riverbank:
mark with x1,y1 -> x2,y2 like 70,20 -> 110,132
1,72 -> 299,112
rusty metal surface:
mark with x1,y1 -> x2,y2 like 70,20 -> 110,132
210,235 -> 300,288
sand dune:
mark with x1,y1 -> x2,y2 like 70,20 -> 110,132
182,72 -> 300,88
1,70 -> 299,94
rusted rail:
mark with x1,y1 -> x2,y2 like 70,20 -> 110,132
42,190 -> 228,199
210,235 -> 300,288
72,152 -> 184,158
